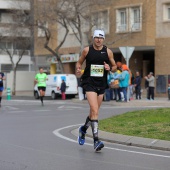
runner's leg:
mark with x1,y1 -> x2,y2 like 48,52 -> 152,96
39,89 -> 43,105
86,92 -> 104,143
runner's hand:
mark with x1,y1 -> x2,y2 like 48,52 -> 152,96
104,62 -> 110,71
76,67 -> 81,75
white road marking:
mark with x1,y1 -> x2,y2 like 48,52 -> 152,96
33,110 -> 51,112
58,105 -> 82,109
53,124 -> 170,159
150,140 -> 158,145
8,111 -> 26,113
4,106 -> 19,110
58,106 -> 64,109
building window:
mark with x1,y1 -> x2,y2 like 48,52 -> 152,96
168,7 -> 170,19
163,3 -> 170,21
130,7 -> 141,31
116,6 -> 142,33
92,10 -> 109,34
37,21 -> 48,37
116,8 -> 127,32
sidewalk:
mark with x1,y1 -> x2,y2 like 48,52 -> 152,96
72,97 -> 170,107
72,127 -> 170,151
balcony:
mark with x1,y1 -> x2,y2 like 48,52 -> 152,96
0,49 -> 30,55
0,26 -> 30,37
0,0 -> 30,10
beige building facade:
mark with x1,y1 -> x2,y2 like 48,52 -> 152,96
155,0 -> 170,96
34,0 -> 169,96
59,0 -> 158,93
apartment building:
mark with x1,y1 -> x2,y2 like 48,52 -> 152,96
59,0 -> 156,87
0,0 -> 33,72
58,0 -> 170,96
155,0 -> 170,96
3,0 -> 168,95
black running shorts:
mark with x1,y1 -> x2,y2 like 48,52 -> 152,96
83,84 -> 105,96
38,86 -> 46,91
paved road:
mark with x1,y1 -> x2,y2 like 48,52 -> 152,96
0,99 -> 170,170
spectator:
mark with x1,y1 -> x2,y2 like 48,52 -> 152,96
118,65 -> 130,102
168,84 -> 170,100
107,69 -> 121,101
60,79 -> 66,100
129,72 -> 135,100
145,72 -> 155,100
134,71 -> 142,99
145,75 -> 149,99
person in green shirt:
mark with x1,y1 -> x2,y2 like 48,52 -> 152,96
35,67 -> 48,106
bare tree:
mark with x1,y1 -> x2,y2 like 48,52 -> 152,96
61,0 -> 104,52
34,0 -> 105,67
34,0 -> 72,73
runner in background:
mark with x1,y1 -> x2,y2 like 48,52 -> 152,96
0,72 -> 6,107
34,67 -> 48,106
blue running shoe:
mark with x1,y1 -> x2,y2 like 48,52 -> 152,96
94,141 -> 104,151
78,126 -> 86,145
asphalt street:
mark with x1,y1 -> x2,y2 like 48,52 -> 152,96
0,98 -> 170,170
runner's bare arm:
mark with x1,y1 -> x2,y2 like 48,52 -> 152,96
107,48 -> 117,72
76,47 -> 89,75
2,76 -> 6,80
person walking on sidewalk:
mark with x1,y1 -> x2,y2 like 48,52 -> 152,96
35,67 -> 48,106
0,72 -> 6,107
134,71 -> 142,99
145,72 -> 155,100
76,29 -> 117,151
60,79 -> 66,100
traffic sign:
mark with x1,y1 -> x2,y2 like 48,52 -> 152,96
119,46 -> 135,67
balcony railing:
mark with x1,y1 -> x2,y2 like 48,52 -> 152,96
0,49 -> 30,56
117,24 -> 127,32
132,23 -> 141,31
0,27 -> 31,37
0,0 -> 30,10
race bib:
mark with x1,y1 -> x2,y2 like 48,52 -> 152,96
90,65 -> 104,77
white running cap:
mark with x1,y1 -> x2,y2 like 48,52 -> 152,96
93,30 -> 105,39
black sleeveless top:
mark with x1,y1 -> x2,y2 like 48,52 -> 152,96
81,45 -> 109,89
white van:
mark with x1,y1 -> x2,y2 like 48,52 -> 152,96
34,74 -> 78,99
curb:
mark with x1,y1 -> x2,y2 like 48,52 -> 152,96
72,127 -> 170,151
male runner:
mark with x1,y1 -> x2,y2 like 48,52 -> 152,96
35,67 -> 48,106
0,72 -> 6,107
76,29 -> 117,151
